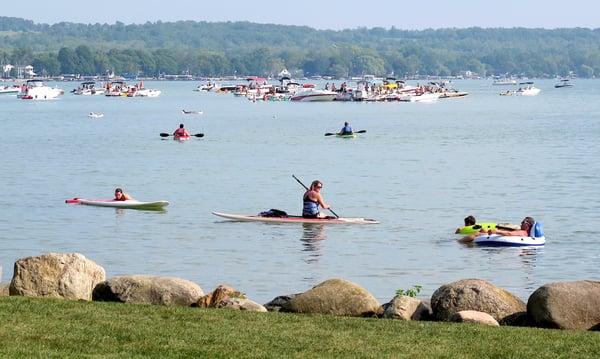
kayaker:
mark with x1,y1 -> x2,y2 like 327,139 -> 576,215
302,180 -> 331,218
114,188 -> 133,201
173,124 -> 190,138
339,122 -> 353,135
460,216 -> 534,242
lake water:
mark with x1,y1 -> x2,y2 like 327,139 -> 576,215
1,79 -> 599,303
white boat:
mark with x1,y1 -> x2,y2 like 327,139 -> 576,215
290,88 -> 337,102
554,79 -> 573,88
492,78 -> 517,86
72,81 -> 105,95
516,82 -> 541,96
399,92 -> 441,102
131,88 -> 161,97
0,85 -> 20,96
88,112 -> 104,118
17,79 -> 63,100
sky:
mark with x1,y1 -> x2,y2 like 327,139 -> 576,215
2,0 -> 599,30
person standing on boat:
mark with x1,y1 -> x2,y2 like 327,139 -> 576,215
173,123 -> 190,138
114,188 -> 133,201
339,122 -> 353,135
302,180 -> 331,218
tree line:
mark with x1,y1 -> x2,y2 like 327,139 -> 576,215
1,16 -> 599,78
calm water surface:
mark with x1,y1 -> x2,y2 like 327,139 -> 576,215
1,80 -> 599,303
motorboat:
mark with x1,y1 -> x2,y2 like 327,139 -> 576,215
492,78 -> 517,86
88,112 -> 104,118
105,81 -> 129,97
72,81 -> 105,95
290,88 -> 337,102
0,84 -> 20,96
131,88 -> 161,97
439,91 -> 469,99
516,82 -> 541,96
554,79 -> 573,88
17,79 -> 63,100
399,92 -> 441,102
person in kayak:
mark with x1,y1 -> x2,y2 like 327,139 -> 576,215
173,123 -> 190,138
114,188 -> 133,201
302,180 -> 331,218
339,122 -> 353,135
459,216 -> 534,242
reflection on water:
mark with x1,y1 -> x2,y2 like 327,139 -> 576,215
300,224 -> 326,263
480,246 -> 544,293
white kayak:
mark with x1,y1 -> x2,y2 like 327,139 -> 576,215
473,234 -> 545,247
212,212 -> 379,224
66,198 -> 169,210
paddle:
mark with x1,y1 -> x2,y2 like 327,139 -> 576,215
160,133 -> 204,138
292,174 -> 339,218
324,130 -> 366,136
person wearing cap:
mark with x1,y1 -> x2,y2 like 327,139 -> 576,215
114,188 -> 133,201
339,121 -> 353,135
173,123 -> 190,139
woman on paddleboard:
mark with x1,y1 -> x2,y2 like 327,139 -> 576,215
114,188 -> 133,201
302,180 -> 331,218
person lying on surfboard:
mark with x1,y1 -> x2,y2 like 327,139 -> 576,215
173,124 -> 190,138
114,188 -> 133,201
339,121 -> 353,135
459,217 -> 535,242
302,180 -> 331,218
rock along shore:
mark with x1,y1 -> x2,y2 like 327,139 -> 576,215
1,252 -> 599,331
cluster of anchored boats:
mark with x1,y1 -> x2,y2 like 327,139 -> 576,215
0,79 -> 162,100
195,76 -> 468,103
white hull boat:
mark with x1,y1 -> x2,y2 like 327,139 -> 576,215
290,89 -> 337,102
18,80 -> 63,100
399,92 -> 440,102
0,85 -> 20,96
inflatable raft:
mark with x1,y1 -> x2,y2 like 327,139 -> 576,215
473,222 -> 545,247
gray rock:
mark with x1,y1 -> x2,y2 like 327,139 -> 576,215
264,294 -> 298,312
382,295 -> 432,320
9,253 -> 105,301
431,279 -> 526,322
451,310 -> 500,326
93,275 -> 203,306
527,280 -> 600,330
287,278 -> 381,317
216,297 -> 268,312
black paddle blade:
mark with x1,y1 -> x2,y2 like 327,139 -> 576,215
356,130 -> 367,133
159,133 -> 170,137
194,133 -> 204,137
324,133 -> 335,136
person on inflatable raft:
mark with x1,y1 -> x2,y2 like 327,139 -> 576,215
459,216 -> 535,243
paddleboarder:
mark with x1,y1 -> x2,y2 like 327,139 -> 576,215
114,188 -> 133,201
302,180 -> 331,218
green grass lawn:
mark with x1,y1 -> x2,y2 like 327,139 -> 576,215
0,296 -> 598,358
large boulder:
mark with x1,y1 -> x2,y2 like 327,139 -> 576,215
93,275 -> 203,306
286,278 -> 381,317
431,279 -> 526,322
0,283 -> 9,297
382,295 -> 432,320
527,280 -> 600,330
9,253 -> 105,301
451,310 -> 499,326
